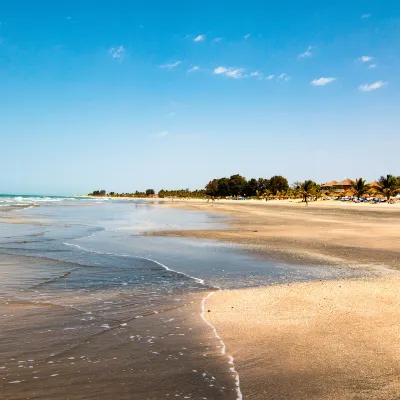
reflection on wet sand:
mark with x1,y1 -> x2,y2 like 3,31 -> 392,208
0,252 -> 238,399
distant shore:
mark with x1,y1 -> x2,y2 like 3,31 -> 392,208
148,199 -> 400,399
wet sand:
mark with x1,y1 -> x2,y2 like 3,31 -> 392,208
148,199 -> 400,269
148,200 -> 400,399
0,253 -> 238,400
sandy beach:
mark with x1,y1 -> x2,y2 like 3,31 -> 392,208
149,199 -> 400,269
206,277 -> 400,399
149,200 -> 400,399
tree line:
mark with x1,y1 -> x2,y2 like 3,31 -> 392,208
204,174 -> 400,204
89,188 -> 206,198
88,174 -> 400,203
205,174 -> 289,198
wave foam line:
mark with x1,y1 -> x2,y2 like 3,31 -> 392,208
63,242 -> 206,285
201,292 -> 243,400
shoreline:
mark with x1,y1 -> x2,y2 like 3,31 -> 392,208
146,199 -> 400,270
150,200 -> 400,399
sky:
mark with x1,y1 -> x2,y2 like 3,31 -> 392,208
1,0 -> 399,195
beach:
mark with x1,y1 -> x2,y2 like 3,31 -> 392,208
150,199 -> 400,269
150,199 -> 400,399
2,197 -> 400,399
206,276 -> 400,399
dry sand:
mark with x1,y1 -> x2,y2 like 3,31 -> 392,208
206,277 -> 400,399
148,200 -> 400,399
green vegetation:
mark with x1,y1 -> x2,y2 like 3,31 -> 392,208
299,180 -> 317,205
205,174 -> 289,199
88,173 -> 400,202
375,174 -> 399,201
351,178 -> 370,199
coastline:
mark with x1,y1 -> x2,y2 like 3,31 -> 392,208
3,198 -> 400,398
149,200 -> 400,399
146,199 -> 400,270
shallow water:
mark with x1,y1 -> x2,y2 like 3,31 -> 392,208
0,198 -> 350,399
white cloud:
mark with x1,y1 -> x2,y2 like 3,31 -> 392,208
225,69 -> 245,79
160,61 -> 181,69
213,66 -> 245,79
361,13 -> 371,19
298,50 -> 312,58
265,74 -> 275,80
250,71 -> 262,78
359,81 -> 387,92
213,37 -> 222,42
298,46 -> 313,58
359,55 -> 374,63
109,46 -> 125,60
310,77 -> 336,86
154,131 -> 169,138
368,64 -> 377,69
188,65 -> 199,72
213,66 -> 229,75
244,34 -> 251,39
278,73 -> 291,82
194,35 -> 205,42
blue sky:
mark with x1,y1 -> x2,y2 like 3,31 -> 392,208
1,1 -> 399,195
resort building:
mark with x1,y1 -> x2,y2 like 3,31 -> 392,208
321,179 -> 353,193
322,179 -> 381,195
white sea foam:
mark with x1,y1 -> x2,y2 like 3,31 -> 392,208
201,292 -> 243,400
62,242 -> 206,285
0,195 -> 80,212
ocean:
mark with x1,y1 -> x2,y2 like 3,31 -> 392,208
0,196 -> 343,399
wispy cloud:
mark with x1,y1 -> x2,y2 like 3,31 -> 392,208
359,81 -> 387,92
310,77 -> 336,86
361,13 -> 371,19
213,37 -> 222,43
214,66 -> 229,75
154,131 -> 169,138
194,35 -> 205,42
109,46 -> 125,60
298,46 -> 313,58
250,71 -> 262,78
359,55 -> 374,63
213,66 -> 245,79
188,65 -> 199,72
244,34 -> 251,39
368,64 -> 377,69
214,68 -> 289,81
160,61 -> 181,70
225,69 -> 245,79
278,73 -> 291,82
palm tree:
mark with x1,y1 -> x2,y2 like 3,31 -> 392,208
263,189 -> 271,202
255,189 -> 263,200
291,182 -> 302,200
300,180 -> 316,206
351,178 -> 370,199
314,184 -> 322,201
375,174 -> 399,201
